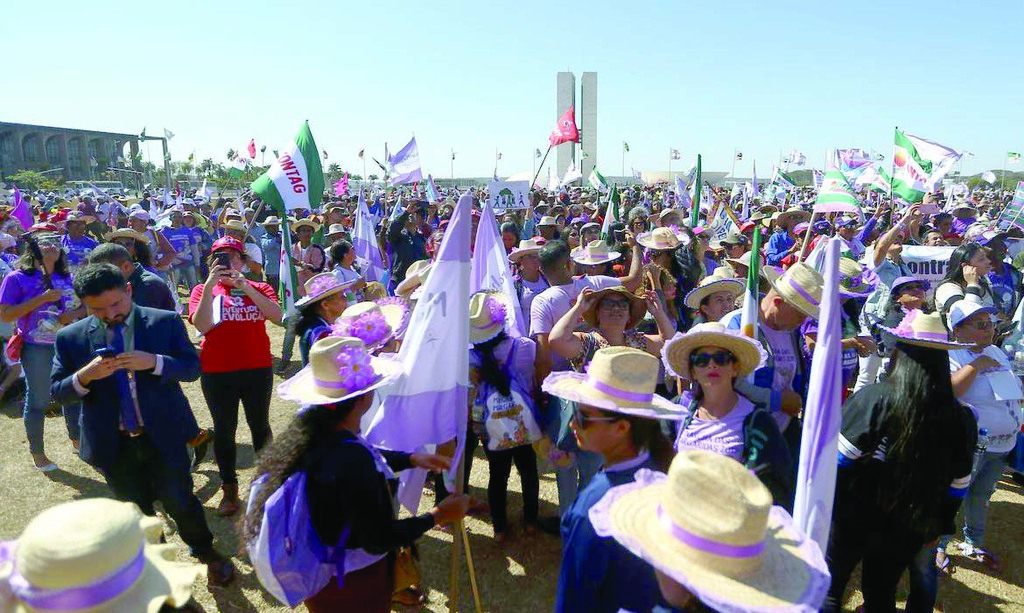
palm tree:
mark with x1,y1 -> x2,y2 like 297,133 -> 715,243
226,148 -> 237,161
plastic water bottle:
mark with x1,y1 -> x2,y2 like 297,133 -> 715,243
1014,342 -> 1024,377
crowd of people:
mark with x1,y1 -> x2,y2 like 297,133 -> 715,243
0,178 -> 1021,612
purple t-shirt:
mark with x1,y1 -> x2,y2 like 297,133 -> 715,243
0,270 -> 75,345
529,275 -> 621,372
674,392 -> 756,461
162,226 -> 196,263
61,235 -> 99,268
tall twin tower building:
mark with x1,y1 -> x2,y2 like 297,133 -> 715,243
556,71 -> 597,181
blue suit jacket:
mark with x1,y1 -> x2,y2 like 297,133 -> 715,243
50,305 -> 201,471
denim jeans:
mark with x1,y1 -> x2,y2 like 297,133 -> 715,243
22,342 -> 79,454
539,394 -> 603,515
281,319 -> 297,363
940,449 -> 1009,551
171,263 -> 198,291
905,544 -> 938,612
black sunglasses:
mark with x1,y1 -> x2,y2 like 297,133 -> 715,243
572,405 -> 619,428
689,351 -> 737,368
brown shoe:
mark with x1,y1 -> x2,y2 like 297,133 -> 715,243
216,484 -> 240,517
201,551 -> 236,587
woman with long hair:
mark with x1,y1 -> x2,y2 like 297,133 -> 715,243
934,241 -> 998,316
662,322 -> 794,507
637,228 -> 689,328
106,229 -> 157,270
0,231 -> 81,470
543,347 -> 680,613
245,336 -> 469,612
825,310 -> 978,612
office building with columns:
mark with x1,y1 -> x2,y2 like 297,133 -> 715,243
0,121 -> 139,180
554,72 -> 597,181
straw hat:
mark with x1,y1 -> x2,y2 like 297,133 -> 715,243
541,347 -> 681,418
326,223 -> 347,237
220,219 -> 247,234
394,259 -> 433,298
508,237 -> 546,263
725,249 -> 762,273
589,450 -> 830,613
469,291 -> 510,345
104,228 -> 150,244
582,286 -> 647,330
262,215 -> 281,227
837,258 -> 876,298
0,498 -> 203,613
332,302 -> 398,350
880,309 -> 973,350
277,336 -> 404,405
375,296 -> 412,340
775,206 -> 810,226
572,240 -> 622,266
291,218 -> 320,233
684,275 -> 745,310
637,227 -> 682,251
661,322 -> 767,380
294,273 -> 356,310
760,262 -> 824,320
537,215 -> 558,227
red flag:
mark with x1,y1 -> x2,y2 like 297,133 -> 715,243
247,139 -> 257,159
549,106 -> 580,147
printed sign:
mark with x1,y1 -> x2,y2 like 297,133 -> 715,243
996,182 -> 1024,231
487,180 -> 530,211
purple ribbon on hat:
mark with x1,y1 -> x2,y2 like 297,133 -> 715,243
587,376 -> 653,403
1,543 -> 146,610
787,276 -> 820,307
656,506 -> 765,558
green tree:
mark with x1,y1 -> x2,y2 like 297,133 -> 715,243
7,170 -> 63,192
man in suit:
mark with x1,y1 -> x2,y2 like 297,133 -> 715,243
51,263 -> 235,586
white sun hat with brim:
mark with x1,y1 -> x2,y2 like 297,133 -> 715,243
104,228 -> 151,244
881,309 -> 974,350
636,227 -> 683,251
294,273 -> 358,310
469,290 -> 511,345
683,275 -> 745,310
326,223 -> 347,237
278,336 -> 404,406
0,498 -> 203,613
375,296 -> 412,340
661,322 -> 768,381
261,216 -> 281,227
588,450 -> 830,613
508,237 -> 546,263
290,218 -> 321,233
572,240 -> 622,266
332,302 -> 397,351
760,262 -> 824,320
394,259 -> 433,298
537,215 -> 559,227
542,346 -> 682,419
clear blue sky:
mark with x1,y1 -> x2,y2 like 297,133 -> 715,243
6,0 -> 1023,178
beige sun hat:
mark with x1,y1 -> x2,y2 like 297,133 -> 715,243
508,237 -> 546,263
637,227 -> 683,251
582,286 -> 648,330
572,240 -> 622,266
394,259 -> 433,298
294,273 -> 357,310
661,322 -> 768,380
760,262 -> 824,320
775,206 -> 810,226
541,347 -> 682,419
469,290 -> 510,345
588,450 -> 830,613
220,219 -> 248,234
375,296 -> 412,340
683,275 -> 745,310
725,249 -> 762,273
261,215 -> 281,227
537,215 -> 559,227
333,302 -> 397,350
104,228 -> 151,244
290,217 -> 321,233
277,336 -> 404,405
880,309 -> 973,351
0,498 -> 203,613
326,223 -> 347,237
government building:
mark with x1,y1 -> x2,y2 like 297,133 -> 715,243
0,121 -> 140,180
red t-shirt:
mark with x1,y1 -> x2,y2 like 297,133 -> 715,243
188,281 -> 279,373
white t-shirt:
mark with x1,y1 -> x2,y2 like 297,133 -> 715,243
529,275 -> 620,372
948,345 -> 1023,454
518,275 -> 549,334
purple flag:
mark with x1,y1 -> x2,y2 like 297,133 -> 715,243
793,237 -> 842,553
11,186 -> 33,231
386,137 -> 423,185
352,193 -> 387,283
366,191 -> 471,511
471,198 -> 525,336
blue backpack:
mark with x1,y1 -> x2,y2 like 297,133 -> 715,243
246,467 -> 348,607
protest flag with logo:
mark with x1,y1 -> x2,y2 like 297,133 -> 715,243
588,168 -> 608,191
814,170 -> 862,218
892,129 -> 961,202
549,107 -> 580,147
599,184 -> 620,242
387,137 -> 423,185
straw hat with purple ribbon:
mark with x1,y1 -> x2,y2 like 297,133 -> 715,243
294,273 -> 357,310
469,291 -> 510,345
331,302 -> 398,351
661,322 -> 768,380
542,346 -> 681,419
0,498 -> 203,613
880,309 -> 973,351
375,296 -> 412,340
837,258 -> 877,299
278,336 -> 403,405
637,227 -> 683,251
572,240 -> 622,266
760,262 -> 824,320
588,449 -> 830,613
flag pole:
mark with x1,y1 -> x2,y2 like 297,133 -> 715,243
531,145 -> 553,191
796,212 -> 817,263
447,447 -> 484,613
1002,155 -> 1007,191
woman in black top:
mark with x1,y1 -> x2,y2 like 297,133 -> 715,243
824,311 -> 977,613
244,336 -> 469,612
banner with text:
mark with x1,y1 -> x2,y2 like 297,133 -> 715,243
996,181 -> 1024,231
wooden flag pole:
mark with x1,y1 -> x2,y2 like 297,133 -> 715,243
795,212 -> 817,263
531,145 -> 553,190
447,440 -> 484,613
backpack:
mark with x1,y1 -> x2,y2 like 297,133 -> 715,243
472,342 -> 542,451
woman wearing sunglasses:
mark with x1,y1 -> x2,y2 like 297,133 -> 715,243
662,322 -> 796,509
542,347 -> 679,613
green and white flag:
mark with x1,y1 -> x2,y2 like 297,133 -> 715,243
772,166 -> 796,190
892,128 -> 961,202
588,168 -> 608,191
854,163 -> 892,194
814,169 -> 862,218
228,155 -> 248,178
251,121 -> 324,318
600,184 -> 620,242
1009,152 -> 1022,165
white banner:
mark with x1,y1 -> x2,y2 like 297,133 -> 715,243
488,180 -> 530,211
866,245 -> 954,301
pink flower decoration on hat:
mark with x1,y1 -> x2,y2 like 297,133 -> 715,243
486,297 -> 507,325
332,310 -> 389,347
308,275 -> 339,296
335,346 -> 376,392
891,309 -> 921,337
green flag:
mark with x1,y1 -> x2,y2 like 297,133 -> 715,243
588,168 -> 608,191
690,154 -> 702,227
600,184 -> 620,242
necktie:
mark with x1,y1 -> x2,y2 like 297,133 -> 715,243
110,324 -> 140,433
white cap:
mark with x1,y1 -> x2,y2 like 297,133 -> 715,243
948,299 -> 997,329
128,210 -> 150,221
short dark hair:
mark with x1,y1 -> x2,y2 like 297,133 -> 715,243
87,243 -> 132,267
538,240 -> 570,274
73,264 -> 128,299
329,239 -> 353,264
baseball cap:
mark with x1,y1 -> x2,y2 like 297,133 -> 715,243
211,236 -> 245,254
948,299 -> 997,329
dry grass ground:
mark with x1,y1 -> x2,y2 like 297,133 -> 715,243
0,319 -> 1023,612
